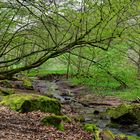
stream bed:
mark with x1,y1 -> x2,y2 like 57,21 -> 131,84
32,79 -> 140,137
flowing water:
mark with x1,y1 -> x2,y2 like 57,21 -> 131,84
32,79 -> 140,137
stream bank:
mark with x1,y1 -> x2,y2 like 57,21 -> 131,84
0,75 -> 140,139
31,78 -> 140,137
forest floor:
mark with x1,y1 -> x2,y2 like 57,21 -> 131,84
0,106 -> 93,140
0,76 -> 138,140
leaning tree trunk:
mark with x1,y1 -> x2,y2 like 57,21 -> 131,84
137,59 -> 140,80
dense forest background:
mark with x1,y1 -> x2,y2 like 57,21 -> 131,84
0,0 -> 140,100
0,1 -> 140,140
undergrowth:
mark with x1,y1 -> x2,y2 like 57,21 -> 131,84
69,76 -> 140,101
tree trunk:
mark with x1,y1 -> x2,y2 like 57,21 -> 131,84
137,49 -> 140,80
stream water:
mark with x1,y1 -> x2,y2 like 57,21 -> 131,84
32,79 -> 140,137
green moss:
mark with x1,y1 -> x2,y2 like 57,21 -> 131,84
41,115 -> 71,131
0,88 -> 15,96
99,130 -> 115,140
93,129 -> 140,140
107,104 -> 132,119
107,104 -> 140,125
132,105 -> 140,124
119,134 -> 140,140
15,75 -> 33,89
94,130 -> 101,140
83,124 -> 101,140
84,123 -> 98,132
127,135 -> 140,140
0,96 -> 4,102
57,123 -> 64,131
74,115 -> 85,122
91,129 -> 138,140
0,94 -> 61,114
22,78 -> 33,89
0,80 -> 13,88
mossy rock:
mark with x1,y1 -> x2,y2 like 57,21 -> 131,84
41,115 -> 71,131
88,129 -> 133,140
22,77 -> 33,89
0,94 -> 61,114
107,104 -> 140,125
132,104 -> 140,125
98,131 -> 140,140
99,130 -> 115,140
0,88 -> 15,96
107,104 -> 131,119
84,123 -> 98,132
15,75 -> 33,89
118,134 -> 140,140
127,135 -> 140,140
93,129 -> 140,140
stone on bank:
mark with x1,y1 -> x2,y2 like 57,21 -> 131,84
0,94 -> 61,114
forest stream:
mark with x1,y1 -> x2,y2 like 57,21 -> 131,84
0,75 -> 140,139
30,76 -> 140,137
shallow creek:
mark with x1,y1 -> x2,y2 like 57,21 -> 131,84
32,79 -> 140,137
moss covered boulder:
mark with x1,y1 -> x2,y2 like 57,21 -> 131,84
41,115 -> 71,131
127,135 -> 140,140
132,104 -> 140,125
84,123 -> 98,132
0,88 -> 15,96
14,75 -> 33,89
99,130 -> 115,140
0,94 -> 61,114
0,88 -> 15,102
107,104 -> 140,125
22,77 -> 33,89
98,130 -> 129,140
